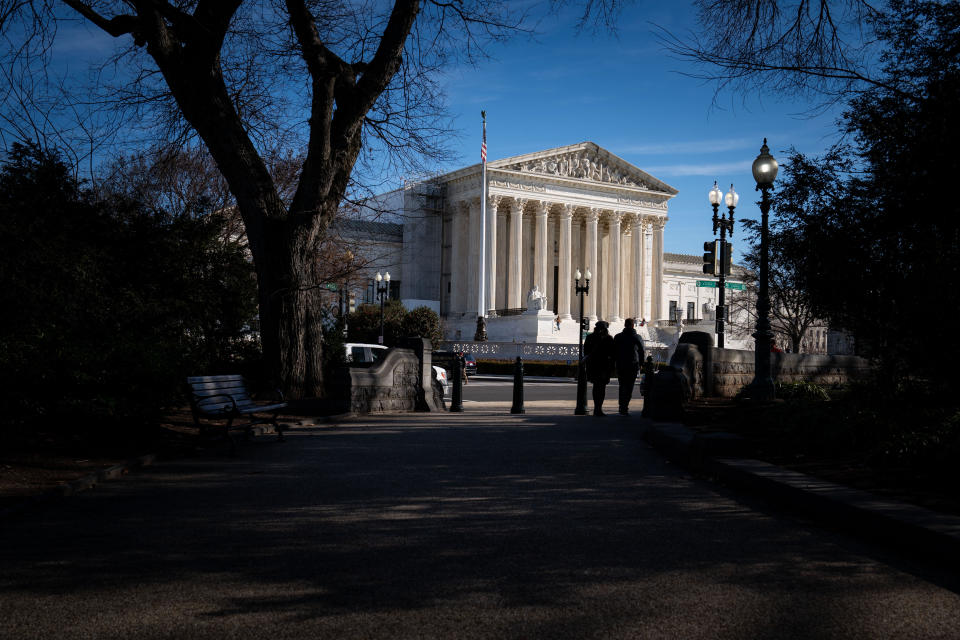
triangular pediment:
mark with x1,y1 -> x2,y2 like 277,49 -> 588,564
488,142 -> 678,195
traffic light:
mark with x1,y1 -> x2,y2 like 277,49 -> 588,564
722,241 -> 733,275
703,240 -> 720,275
348,293 -> 356,314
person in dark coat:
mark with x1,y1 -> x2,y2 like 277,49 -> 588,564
613,318 -> 646,416
583,320 -> 615,416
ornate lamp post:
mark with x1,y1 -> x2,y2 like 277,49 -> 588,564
708,181 -> 738,348
747,139 -> 778,400
574,268 -> 591,415
375,271 -> 390,345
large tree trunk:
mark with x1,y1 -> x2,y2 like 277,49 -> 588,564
790,334 -> 802,353
140,27 -> 341,399
256,214 -> 328,399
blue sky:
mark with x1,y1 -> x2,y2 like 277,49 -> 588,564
40,4 -> 846,263
435,4 -> 846,261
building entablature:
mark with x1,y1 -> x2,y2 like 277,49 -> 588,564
439,141 -> 676,217
446,174 -> 670,223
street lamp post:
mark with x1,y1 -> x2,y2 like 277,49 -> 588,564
708,181 -> 738,348
574,268 -> 591,416
375,271 -> 390,345
746,138 -> 778,401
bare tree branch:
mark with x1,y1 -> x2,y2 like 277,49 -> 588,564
656,0 -> 909,108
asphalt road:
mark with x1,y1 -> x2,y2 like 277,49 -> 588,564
455,376 -> 635,411
2,410 -> 959,639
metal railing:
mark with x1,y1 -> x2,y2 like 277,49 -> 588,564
441,341 -> 581,362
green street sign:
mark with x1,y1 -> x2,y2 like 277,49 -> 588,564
323,283 -> 339,291
698,280 -> 745,290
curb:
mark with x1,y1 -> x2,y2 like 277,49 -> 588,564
0,452 -> 159,522
640,419 -> 960,563
1,424 -> 295,523
282,413 -> 355,426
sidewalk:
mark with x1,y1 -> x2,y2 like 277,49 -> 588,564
6,408 -> 959,638
639,418 -> 960,564
6,400 -> 959,567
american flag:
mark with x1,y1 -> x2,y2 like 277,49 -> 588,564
481,110 -> 487,163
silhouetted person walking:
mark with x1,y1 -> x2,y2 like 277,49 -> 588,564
613,318 -> 646,416
583,320 -> 615,416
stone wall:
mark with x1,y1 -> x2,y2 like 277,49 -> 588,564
329,338 -> 445,414
709,348 -> 872,398
669,343 -> 706,400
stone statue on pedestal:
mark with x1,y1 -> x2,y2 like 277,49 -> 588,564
525,285 -> 548,313
474,316 -> 487,342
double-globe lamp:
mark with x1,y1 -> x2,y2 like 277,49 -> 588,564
375,271 -> 391,345
707,181 -> 738,348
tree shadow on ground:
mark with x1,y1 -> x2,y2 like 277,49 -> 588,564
1,414 -> 958,638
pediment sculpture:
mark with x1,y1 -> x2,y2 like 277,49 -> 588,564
503,151 -> 655,190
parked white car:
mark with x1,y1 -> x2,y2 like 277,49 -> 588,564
345,343 -> 448,395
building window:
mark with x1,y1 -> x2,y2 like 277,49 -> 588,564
364,278 -> 400,303
687,301 -> 696,322
669,300 -> 678,322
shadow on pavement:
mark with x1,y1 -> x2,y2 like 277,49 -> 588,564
2,413 -> 958,638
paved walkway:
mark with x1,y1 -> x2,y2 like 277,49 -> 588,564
2,408 -> 959,639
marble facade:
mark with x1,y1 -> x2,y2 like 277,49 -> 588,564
438,142 -> 677,343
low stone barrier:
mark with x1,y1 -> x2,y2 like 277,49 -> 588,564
710,349 -> 872,398
647,332 -> 873,413
329,338 -> 444,414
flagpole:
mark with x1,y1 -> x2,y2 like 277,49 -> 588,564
475,110 -> 488,341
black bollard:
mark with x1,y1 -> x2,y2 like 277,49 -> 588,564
574,359 -> 588,415
450,355 -> 464,412
510,356 -> 525,414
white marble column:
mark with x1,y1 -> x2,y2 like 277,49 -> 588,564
450,201 -> 466,313
522,215 -> 534,298
508,198 -> 526,309
622,216 -> 631,321
548,214 -> 557,314
496,209 -> 507,310
486,195 -> 501,316
534,201 -> 549,294
598,221 -> 606,320
558,204 -> 574,320
585,208 -> 599,322
652,218 -> 665,321
633,215 -> 645,321
467,198 -> 481,316
608,211 -> 622,323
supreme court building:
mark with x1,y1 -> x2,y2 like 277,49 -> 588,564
354,141 -> 689,345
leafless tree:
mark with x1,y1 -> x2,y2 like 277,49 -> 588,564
768,274 -> 820,352
658,1 -> 911,109
0,0 -> 537,398
728,245 -> 821,353
97,145 -> 236,219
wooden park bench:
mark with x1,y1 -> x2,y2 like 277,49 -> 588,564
187,375 -> 289,449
